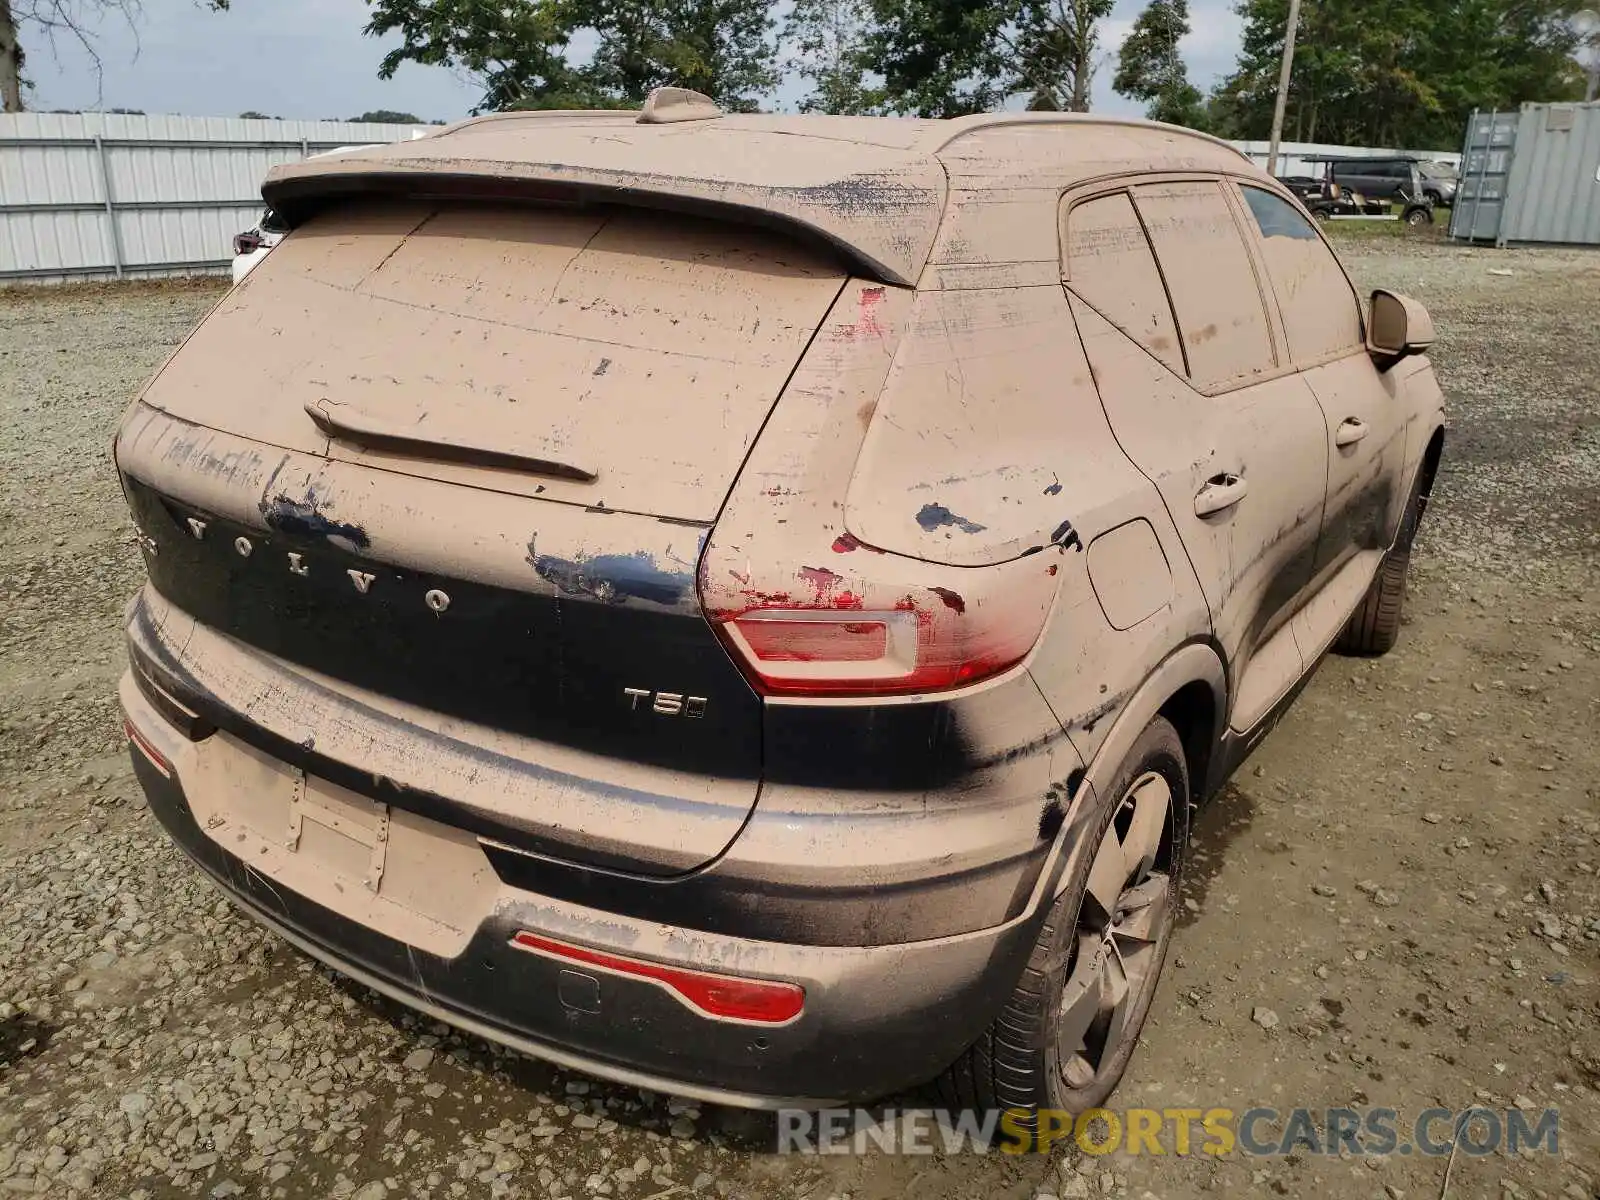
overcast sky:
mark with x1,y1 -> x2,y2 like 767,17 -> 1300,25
20,0 -> 1245,122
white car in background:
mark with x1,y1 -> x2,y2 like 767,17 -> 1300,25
231,206 -> 290,284
231,140 -> 416,284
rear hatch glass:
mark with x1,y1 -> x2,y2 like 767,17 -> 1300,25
144,201 -> 848,523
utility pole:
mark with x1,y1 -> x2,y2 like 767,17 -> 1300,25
1266,0 -> 1303,177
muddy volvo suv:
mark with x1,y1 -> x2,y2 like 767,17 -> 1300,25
116,89 -> 1446,1114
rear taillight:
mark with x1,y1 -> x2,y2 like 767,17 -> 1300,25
232,232 -> 264,255
713,603 -> 1039,697
510,931 -> 804,1025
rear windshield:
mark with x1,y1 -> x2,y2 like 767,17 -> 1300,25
144,202 -> 849,522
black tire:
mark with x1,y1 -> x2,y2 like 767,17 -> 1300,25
936,717 -> 1188,1122
1405,206 -> 1433,227
1336,549 -> 1409,655
1336,477 -> 1426,656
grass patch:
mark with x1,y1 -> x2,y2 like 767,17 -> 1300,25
1321,207 -> 1450,242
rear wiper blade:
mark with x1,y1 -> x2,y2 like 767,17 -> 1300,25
305,399 -> 597,483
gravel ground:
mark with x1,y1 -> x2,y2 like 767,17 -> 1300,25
1,239 -> 1597,1200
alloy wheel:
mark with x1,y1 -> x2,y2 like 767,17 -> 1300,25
1056,771 -> 1174,1090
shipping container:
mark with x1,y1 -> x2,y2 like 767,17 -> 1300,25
1451,102 -> 1600,247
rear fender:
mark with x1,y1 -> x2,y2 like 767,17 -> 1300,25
699,280 -> 1065,693
1041,642 -> 1226,900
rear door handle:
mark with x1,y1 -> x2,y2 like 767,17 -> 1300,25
1194,473 -> 1249,517
1335,417 -> 1370,447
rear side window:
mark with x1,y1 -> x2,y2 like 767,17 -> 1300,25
1063,192 -> 1185,376
1132,181 -> 1276,390
1240,186 -> 1364,364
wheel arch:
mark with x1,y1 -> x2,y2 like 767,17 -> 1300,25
1048,642 -> 1226,899
1401,425 -> 1446,550
1418,426 -> 1445,498
1158,679 -> 1221,812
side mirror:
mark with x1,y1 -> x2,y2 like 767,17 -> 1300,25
1368,290 -> 1435,365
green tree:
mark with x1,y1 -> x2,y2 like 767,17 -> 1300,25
1114,0 -> 1207,127
865,0 -> 1012,116
352,108 -> 423,122
365,0 -> 777,114
867,0 -> 1112,117
580,0 -> 778,110
2,0 -> 232,114
1012,0 -> 1114,112
507,90 -> 635,110
784,0 -> 883,113
366,0 -> 582,113
1212,0 -> 1585,147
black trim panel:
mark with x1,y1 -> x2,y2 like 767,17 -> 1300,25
123,476 -> 762,782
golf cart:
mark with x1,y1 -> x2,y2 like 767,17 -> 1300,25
1295,155 -> 1436,227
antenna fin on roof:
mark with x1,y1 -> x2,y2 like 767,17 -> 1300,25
637,88 -> 723,125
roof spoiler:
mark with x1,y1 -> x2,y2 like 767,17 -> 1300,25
259,166 -> 926,287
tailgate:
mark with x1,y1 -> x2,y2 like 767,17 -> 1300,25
117,408 -> 764,876
116,204 -> 848,875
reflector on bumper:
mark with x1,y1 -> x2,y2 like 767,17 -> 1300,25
510,930 -> 805,1025
124,716 -> 172,777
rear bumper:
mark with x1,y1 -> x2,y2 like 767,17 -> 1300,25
122,671 -> 1046,1108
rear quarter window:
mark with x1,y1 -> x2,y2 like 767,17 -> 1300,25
1063,191 -> 1185,376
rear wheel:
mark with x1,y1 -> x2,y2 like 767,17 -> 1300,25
936,717 -> 1188,1119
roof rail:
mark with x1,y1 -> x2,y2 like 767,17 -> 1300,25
433,109 -> 638,138
926,111 -> 1251,162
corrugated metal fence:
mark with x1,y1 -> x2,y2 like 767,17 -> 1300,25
0,113 -> 433,284
1,115 -> 1460,285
